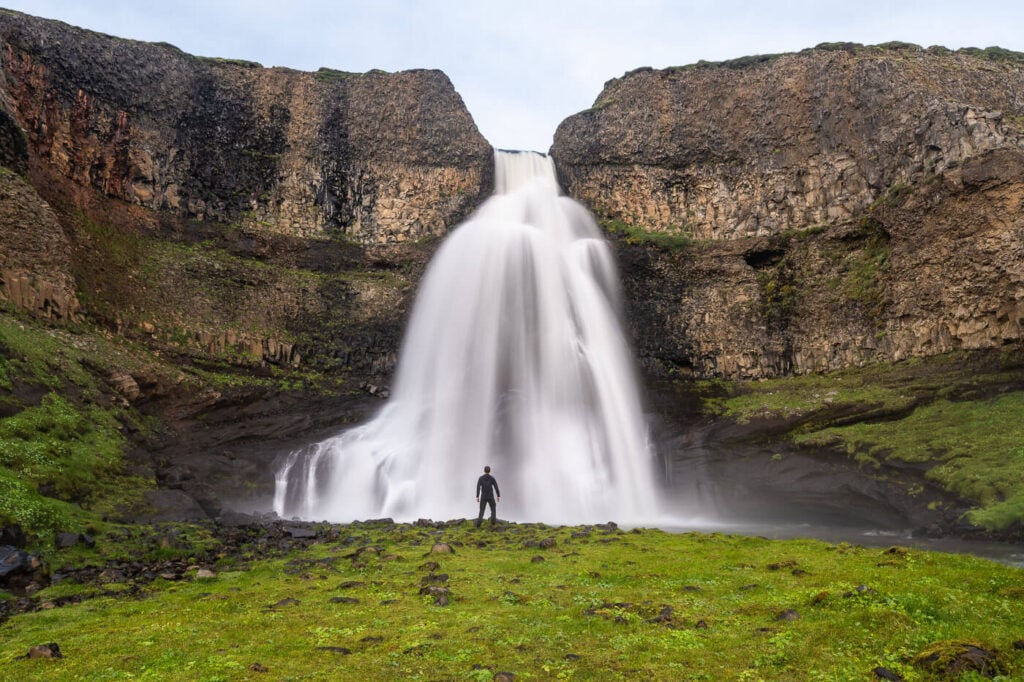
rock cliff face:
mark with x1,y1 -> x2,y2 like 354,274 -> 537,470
553,44 -> 1024,378
0,168 -> 80,321
0,9 -> 491,372
0,10 -> 491,245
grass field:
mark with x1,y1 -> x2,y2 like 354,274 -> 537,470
3,521 -> 1023,681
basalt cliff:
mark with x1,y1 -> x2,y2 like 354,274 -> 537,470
0,9 -> 492,375
553,44 -> 1024,379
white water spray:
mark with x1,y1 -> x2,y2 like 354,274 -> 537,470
274,150 -> 662,524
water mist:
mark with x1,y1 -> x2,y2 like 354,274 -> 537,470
274,150 -> 662,524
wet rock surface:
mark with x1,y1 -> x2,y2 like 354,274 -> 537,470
554,45 -> 1024,380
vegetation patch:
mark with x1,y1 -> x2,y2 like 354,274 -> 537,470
2,522 -> 1022,680
600,217 -> 695,250
797,394 -> 1024,530
0,315 -> 162,538
957,46 -> 1024,64
699,350 -> 1024,531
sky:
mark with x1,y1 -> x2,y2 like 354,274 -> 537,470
5,1 -> 1024,152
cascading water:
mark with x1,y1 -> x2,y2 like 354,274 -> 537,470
274,150 -> 662,524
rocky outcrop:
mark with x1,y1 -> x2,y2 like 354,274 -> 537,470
554,44 -> 1024,378
0,169 -> 80,320
0,9 -> 493,375
0,9 -> 492,245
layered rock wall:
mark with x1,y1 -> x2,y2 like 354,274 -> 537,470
0,10 -> 492,244
554,45 -> 1024,379
0,9 -> 492,373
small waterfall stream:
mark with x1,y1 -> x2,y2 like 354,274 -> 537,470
274,150 -> 662,524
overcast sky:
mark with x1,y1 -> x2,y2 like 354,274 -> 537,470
6,1 -> 1024,151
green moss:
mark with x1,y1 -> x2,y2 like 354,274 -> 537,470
196,56 -> 263,69
316,67 -> 357,82
826,217 -> 891,319
1,524 -> 1023,680
698,366 -> 913,424
756,263 -> 798,329
601,218 -> 695,249
812,41 -> 865,52
0,470 -> 79,538
698,350 -> 1024,529
797,393 -> 1024,529
957,46 -> 1024,64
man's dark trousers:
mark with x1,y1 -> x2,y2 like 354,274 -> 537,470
477,493 -> 497,524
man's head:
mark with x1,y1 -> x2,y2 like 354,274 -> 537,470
484,466 -> 491,474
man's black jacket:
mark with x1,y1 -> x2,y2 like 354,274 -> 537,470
476,474 -> 500,500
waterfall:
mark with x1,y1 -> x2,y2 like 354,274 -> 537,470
274,150 -> 662,524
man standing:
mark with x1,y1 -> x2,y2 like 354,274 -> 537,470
475,465 -> 501,527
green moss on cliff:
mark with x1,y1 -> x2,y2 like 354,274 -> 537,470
797,393 -> 1024,530
701,349 -> 1024,531
600,217 -> 695,249
957,46 -> 1024,63
316,67 -> 358,82
827,218 -> 891,320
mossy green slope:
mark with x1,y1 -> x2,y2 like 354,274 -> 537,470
697,350 -> 1024,532
0,313 -> 157,538
3,523 -> 1023,681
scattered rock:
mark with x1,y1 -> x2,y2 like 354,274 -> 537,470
338,580 -> 366,589
682,585 -> 701,592
530,555 -> 545,563
873,666 -> 902,680
329,597 -> 360,604
647,605 -> 675,625
20,643 -> 63,659
284,526 -> 317,539
195,569 -> 216,579
775,609 -> 800,621
249,662 -> 269,673
419,585 -> 450,606
494,673 -> 515,681
56,532 -> 88,549
0,545 -> 38,578
421,573 -> 449,585
539,537 -> 557,549
913,640 -> 1007,677
269,598 -> 300,609
317,646 -> 352,655
565,653 -> 581,661
694,619 -> 709,629
418,561 -> 441,572
0,525 -> 26,547
430,543 -> 454,554
1013,640 -> 1024,650
767,560 -> 798,570
98,569 -> 125,584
